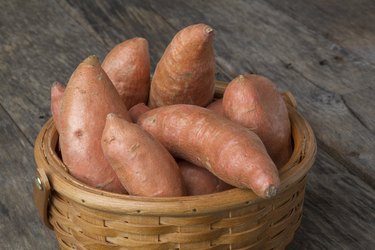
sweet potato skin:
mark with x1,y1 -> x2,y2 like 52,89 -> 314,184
129,103 -> 151,123
206,98 -> 224,116
102,37 -> 150,109
102,114 -> 185,197
59,55 -> 131,193
223,74 -> 292,168
178,159 -> 232,196
137,104 -> 280,198
148,23 -> 215,108
50,81 -> 65,133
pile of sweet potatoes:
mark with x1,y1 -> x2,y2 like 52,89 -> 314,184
51,24 -> 292,199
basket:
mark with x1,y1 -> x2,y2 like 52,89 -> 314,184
33,81 -> 316,250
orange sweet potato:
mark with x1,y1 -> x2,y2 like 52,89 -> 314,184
59,55 -> 131,193
148,23 -> 216,108
50,81 -> 65,133
178,159 -> 232,196
222,74 -> 292,168
206,98 -> 224,116
128,102 -> 151,123
137,104 -> 280,199
102,113 -> 185,197
102,37 -> 150,109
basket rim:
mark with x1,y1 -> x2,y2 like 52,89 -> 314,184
34,87 -> 316,216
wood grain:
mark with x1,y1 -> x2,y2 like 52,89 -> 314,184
56,0 -> 174,70
265,0 -> 375,64
148,0 -> 375,94
55,0 -> 231,81
342,86 -> 375,135
0,105 -> 58,249
292,141 -> 375,249
0,0 -> 107,145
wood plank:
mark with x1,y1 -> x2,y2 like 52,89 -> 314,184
0,104 -> 58,249
147,0 -> 375,187
148,0 -> 375,95
0,0 -> 108,145
290,141 -> 375,249
265,0 -> 375,64
57,0 -> 227,72
342,86 -> 375,135
56,0 -> 174,70
56,0 -> 231,81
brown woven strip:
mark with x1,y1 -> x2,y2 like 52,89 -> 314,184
160,227 -> 228,244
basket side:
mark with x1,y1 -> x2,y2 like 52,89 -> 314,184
44,172 -> 308,249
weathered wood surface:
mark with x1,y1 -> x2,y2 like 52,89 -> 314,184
265,0 -> 375,65
0,105 -> 57,249
0,0 -> 374,249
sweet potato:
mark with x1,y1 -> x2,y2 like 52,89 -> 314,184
137,104 -> 280,198
178,159 -> 232,196
148,23 -> 215,108
59,55 -> 131,193
102,113 -> 185,197
129,103 -> 150,123
206,98 -> 224,116
50,81 -> 65,133
222,74 -> 292,168
102,37 -> 150,109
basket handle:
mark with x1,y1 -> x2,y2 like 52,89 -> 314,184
32,168 -> 53,229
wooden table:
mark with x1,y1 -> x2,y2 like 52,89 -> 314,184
1,1 -> 374,249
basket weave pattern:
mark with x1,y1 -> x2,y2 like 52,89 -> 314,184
49,179 -> 306,250
34,84 -> 316,250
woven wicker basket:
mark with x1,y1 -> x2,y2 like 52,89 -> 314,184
33,81 -> 316,250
